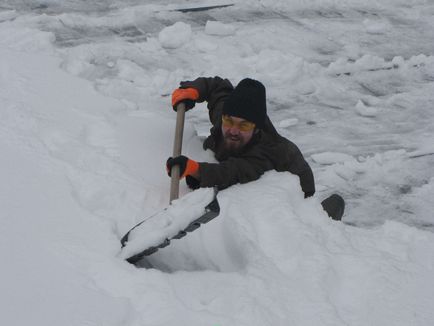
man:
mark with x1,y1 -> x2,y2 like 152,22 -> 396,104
166,76 -> 315,198
167,76 -> 345,220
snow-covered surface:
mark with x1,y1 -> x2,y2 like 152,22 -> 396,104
278,117 -> 299,128
311,152 -> 355,165
205,20 -> 236,36
1,0 -> 434,325
120,188 -> 215,260
159,22 -> 192,49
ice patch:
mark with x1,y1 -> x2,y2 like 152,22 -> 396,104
158,22 -> 192,49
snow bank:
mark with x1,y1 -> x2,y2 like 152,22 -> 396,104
0,47 -> 134,326
146,172 -> 434,325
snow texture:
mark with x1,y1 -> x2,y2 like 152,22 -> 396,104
205,20 -> 236,36
120,188 -> 215,259
311,152 -> 356,165
1,0 -> 434,325
278,118 -> 299,128
158,22 -> 192,49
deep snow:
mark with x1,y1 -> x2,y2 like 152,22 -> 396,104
1,0 -> 434,325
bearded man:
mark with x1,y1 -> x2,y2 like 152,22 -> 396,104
166,77 -> 344,220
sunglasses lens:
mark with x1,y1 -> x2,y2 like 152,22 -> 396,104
222,115 -> 255,131
239,122 -> 255,132
222,115 -> 233,127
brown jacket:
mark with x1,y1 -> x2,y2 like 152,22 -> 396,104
180,76 -> 315,196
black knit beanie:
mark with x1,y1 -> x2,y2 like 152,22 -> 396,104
223,78 -> 267,129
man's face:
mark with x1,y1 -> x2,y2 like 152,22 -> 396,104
221,115 -> 256,153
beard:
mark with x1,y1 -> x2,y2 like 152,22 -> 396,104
224,135 -> 243,149
220,133 -> 247,157
213,127 -> 257,161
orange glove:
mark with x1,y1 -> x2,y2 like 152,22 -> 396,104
166,155 -> 199,179
171,88 -> 199,111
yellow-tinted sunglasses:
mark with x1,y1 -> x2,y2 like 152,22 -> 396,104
222,115 -> 256,132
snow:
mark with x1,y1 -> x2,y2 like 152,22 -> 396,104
363,18 -> 391,35
278,118 -> 299,128
355,99 -> 379,117
158,22 -> 192,49
0,49 -> 133,326
205,20 -> 236,36
311,152 -> 356,165
1,0 -> 434,325
120,187 -> 216,260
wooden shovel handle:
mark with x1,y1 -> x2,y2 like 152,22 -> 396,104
170,102 -> 186,202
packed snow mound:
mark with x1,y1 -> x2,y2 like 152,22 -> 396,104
148,171 -> 434,325
158,22 -> 192,49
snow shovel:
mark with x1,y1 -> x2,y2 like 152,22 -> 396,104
120,102 -> 220,265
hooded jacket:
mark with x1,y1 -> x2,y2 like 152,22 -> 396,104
180,76 -> 315,196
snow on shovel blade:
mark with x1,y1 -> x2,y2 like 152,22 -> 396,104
120,188 -> 219,264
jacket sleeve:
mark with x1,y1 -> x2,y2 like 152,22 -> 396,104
198,154 -> 274,190
285,141 -> 315,196
179,76 -> 233,125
